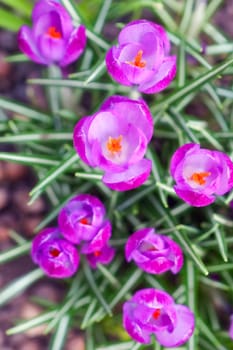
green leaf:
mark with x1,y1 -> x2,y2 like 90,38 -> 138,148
0,269 -> 44,307
1,0 -> 32,17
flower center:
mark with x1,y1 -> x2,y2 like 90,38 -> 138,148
152,308 -> 161,320
127,50 -> 146,68
190,171 -> 211,185
94,250 -> 101,257
47,26 -> 62,39
106,135 -> 123,154
79,217 -> 90,225
49,247 -> 61,258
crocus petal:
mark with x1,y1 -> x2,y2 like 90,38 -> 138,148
164,236 -> 184,274
138,257 -> 173,274
229,315 -> 233,340
60,25 -> 86,67
174,186 -> 215,207
125,228 -> 154,261
81,221 -> 112,254
102,158 -> 152,191
170,143 -> 197,178
18,25 -> 47,64
123,301 -> 151,344
32,0 -> 73,37
118,20 -> 170,53
100,96 -> 153,142
133,288 -> 174,308
31,227 -> 79,278
73,116 -> 97,166
105,47 -> 132,86
139,56 -> 177,94
155,304 -> 195,347
38,34 -> 66,63
86,245 -> 115,269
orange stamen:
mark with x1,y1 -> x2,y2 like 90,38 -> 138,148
47,26 -> 62,39
152,309 -> 161,320
106,135 -> 123,154
94,251 -> 101,257
79,218 -> 89,225
190,171 -> 211,185
127,50 -> 146,68
49,247 -> 60,258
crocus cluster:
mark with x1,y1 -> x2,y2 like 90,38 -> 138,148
125,228 -> 183,274
106,20 -> 176,94
123,288 -> 195,347
18,0 -> 86,67
31,194 -> 115,277
73,95 -> 153,191
170,143 -> 233,207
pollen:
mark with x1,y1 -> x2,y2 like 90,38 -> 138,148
47,26 -> 62,39
127,50 -> 146,68
79,217 -> 89,225
106,135 -> 123,154
94,251 -> 101,257
190,171 -> 211,185
49,247 -> 60,258
152,308 -> 161,320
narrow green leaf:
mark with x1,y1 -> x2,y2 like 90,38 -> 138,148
198,318 -> 227,350
50,315 -> 70,350
29,152 -> 79,199
0,9 -> 26,31
0,242 -> 31,264
0,153 -> 59,167
0,269 -> 44,307
0,133 -> 72,144
1,0 -> 32,16
7,311 -> 56,335
83,261 -> 112,317
0,97 -> 51,123
153,58 -> 233,112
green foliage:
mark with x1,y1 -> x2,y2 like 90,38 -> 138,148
1,0 -> 233,349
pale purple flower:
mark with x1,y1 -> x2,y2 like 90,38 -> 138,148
18,0 -> 86,66
123,288 -> 195,347
105,20 -> 176,94
73,95 -> 153,191
31,227 -> 79,278
125,228 -> 183,274
229,315 -> 233,340
170,143 -> 233,207
85,244 -> 115,269
58,194 -> 111,245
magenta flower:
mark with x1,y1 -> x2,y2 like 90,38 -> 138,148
123,288 -> 195,347
58,194 -> 111,245
73,95 -> 153,191
170,143 -> 233,207
31,227 -> 79,278
85,244 -> 115,269
18,0 -> 86,67
105,20 -> 176,94
125,228 -> 183,274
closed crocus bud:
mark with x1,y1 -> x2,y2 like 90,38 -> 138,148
123,288 -> 195,347
58,194 -> 111,245
18,0 -> 86,67
73,95 -> 153,191
85,244 -> 115,269
125,228 -> 183,274
170,143 -> 233,207
105,20 -> 176,94
31,227 -> 79,278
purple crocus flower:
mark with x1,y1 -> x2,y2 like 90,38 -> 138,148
123,288 -> 195,347
18,0 -> 86,67
31,227 -> 79,278
125,228 -> 183,274
58,194 -> 111,245
73,95 -> 153,191
229,315 -> 233,340
85,244 -> 115,269
105,20 -> 176,94
170,143 -> 233,207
